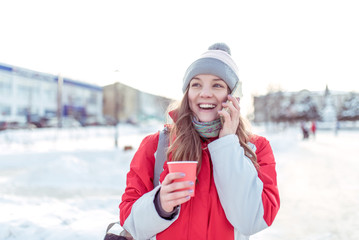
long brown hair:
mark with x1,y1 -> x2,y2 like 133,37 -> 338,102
167,89 -> 258,174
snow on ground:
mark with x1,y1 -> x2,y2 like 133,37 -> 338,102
1,123 -> 358,239
252,127 -> 359,240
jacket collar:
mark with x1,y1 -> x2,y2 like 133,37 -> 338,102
169,110 -> 178,123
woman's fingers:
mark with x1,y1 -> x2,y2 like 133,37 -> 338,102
224,95 -> 240,115
161,172 -> 185,185
228,95 -> 240,109
218,107 -> 231,123
160,173 -> 193,212
162,188 -> 192,204
160,195 -> 190,212
218,95 -> 241,137
162,180 -> 193,195
160,188 -> 192,212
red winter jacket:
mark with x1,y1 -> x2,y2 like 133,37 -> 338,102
120,131 -> 279,240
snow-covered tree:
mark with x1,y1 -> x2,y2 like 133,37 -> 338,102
293,95 -> 320,121
338,93 -> 359,121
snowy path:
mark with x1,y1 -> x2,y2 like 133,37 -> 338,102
1,126 -> 358,239
253,129 -> 359,240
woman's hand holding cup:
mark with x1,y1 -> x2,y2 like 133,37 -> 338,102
160,161 -> 197,213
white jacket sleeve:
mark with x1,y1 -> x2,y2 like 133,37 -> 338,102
208,134 -> 268,236
122,185 -> 180,240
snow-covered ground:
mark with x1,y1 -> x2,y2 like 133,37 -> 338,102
252,127 -> 359,240
1,124 -> 358,239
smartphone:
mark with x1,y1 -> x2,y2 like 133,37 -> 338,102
220,81 -> 242,126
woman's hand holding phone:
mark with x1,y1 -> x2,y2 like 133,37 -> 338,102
218,94 -> 240,138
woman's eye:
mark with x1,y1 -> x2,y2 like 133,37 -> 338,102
214,84 -> 224,88
191,83 -> 200,87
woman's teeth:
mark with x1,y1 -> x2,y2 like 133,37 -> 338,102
199,104 -> 215,109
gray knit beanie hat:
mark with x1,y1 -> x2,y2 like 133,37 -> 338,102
182,42 -> 240,93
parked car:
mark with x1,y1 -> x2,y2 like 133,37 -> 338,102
0,121 -> 7,131
44,117 -> 82,128
81,116 -> 108,126
27,114 -> 48,128
0,121 -> 37,130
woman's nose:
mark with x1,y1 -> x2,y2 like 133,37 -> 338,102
199,87 -> 213,97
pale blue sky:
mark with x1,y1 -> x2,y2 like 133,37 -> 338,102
1,0 -> 358,115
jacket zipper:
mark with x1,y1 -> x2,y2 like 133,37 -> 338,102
187,198 -> 194,239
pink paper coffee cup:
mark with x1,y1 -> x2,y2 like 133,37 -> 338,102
167,161 -> 197,197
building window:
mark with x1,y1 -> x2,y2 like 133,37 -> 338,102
45,89 -> 57,102
0,78 -> 11,96
45,109 -> 56,118
16,107 -> 28,116
0,105 -> 11,116
88,92 -> 98,105
17,85 -> 31,99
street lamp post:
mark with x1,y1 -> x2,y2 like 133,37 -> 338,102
57,74 -> 63,128
114,82 -> 119,148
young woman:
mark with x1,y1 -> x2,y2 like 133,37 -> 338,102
119,43 -> 280,240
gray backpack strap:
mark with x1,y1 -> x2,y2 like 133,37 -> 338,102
105,221 -> 133,239
153,127 -> 169,187
104,128 -> 169,240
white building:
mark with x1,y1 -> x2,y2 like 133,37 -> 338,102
253,86 -> 353,124
0,63 -> 102,125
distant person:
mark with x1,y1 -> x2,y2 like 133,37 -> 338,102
335,120 -> 340,136
310,120 -> 317,138
118,43 -> 280,239
301,121 -> 309,140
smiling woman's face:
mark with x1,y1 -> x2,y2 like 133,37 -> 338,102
188,74 -> 229,122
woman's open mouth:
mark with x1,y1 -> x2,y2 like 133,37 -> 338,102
199,104 -> 216,110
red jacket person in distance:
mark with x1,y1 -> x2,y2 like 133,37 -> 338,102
119,43 -> 280,240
